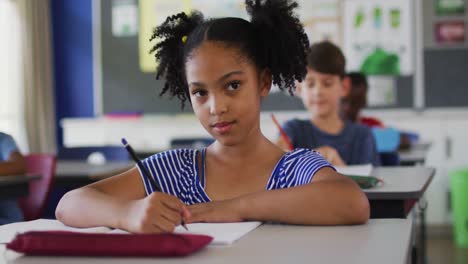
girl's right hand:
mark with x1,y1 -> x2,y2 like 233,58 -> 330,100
122,192 -> 190,233
315,146 -> 346,166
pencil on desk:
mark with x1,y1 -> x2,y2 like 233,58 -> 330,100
271,114 -> 294,151
121,138 -> 189,231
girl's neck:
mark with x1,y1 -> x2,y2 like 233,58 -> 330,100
208,128 -> 283,165
310,113 -> 344,135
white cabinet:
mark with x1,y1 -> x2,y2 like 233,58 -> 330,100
444,119 -> 468,223
445,119 -> 468,170
382,116 -> 448,224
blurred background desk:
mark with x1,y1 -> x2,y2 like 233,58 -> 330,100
0,175 -> 40,199
399,142 -> 432,166
54,160 -> 132,187
365,166 -> 435,218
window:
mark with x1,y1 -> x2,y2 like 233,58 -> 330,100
0,0 -> 25,148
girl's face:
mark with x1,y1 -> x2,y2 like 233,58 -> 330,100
296,68 -> 349,119
185,41 -> 271,146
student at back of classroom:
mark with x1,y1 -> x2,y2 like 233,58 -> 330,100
276,41 -> 380,166
0,132 -> 26,225
342,72 -> 412,150
341,72 -> 384,128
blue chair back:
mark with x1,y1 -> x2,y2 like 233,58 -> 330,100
372,127 -> 400,153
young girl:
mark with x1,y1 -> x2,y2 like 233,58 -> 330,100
56,0 -> 369,233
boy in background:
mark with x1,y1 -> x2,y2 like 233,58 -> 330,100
277,41 -> 380,166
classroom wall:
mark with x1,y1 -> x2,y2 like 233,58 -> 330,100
50,1 -> 468,148
51,0 -> 95,147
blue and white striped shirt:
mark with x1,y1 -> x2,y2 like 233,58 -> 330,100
138,148 -> 333,205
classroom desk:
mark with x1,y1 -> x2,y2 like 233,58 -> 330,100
365,166 -> 434,218
398,142 -> 432,166
0,175 -> 40,199
366,166 -> 434,264
0,219 -> 412,264
54,160 -> 132,187
52,164 -> 430,264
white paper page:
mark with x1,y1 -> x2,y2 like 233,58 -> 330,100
0,219 -> 111,243
110,222 -> 262,245
335,164 -> 373,176
174,222 -> 262,245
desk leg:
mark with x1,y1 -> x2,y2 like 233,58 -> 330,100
369,199 -> 421,264
410,208 -> 418,264
418,197 -> 428,264
403,197 -> 427,264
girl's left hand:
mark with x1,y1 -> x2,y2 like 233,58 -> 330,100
187,199 -> 245,223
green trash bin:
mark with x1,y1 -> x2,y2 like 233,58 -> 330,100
450,169 -> 468,248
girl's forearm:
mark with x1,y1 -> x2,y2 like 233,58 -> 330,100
55,187 -> 133,229
239,179 -> 369,225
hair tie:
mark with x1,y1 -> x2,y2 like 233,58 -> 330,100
182,35 -> 187,43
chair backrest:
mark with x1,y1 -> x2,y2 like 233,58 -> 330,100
379,152 -> 400,166
18,154 -> 57,221
372,127 -> 400,153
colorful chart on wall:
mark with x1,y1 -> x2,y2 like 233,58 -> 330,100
139,0 -> 189,73
434,20 -> 465,44
101,0 -> 415,114
435,0 -> 465,16
297,0 -> 342,45
343,0 -> 413,76
112,0 -> 139,37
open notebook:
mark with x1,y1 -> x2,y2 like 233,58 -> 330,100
335,164 -> 382,189
0,219 -> 261,245
335,164 -> 373,177
110,222 -> 262,245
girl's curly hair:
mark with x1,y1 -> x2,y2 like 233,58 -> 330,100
149,11 -> 204,106
150,0 -> 309,107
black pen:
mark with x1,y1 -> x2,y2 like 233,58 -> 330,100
121,138 -> 188,231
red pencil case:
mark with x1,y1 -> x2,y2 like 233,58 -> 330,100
6,231 -> 213,257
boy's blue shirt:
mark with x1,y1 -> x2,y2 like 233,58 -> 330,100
282,119 -> 381,166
